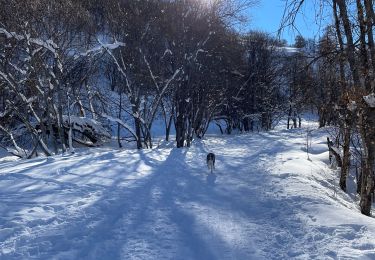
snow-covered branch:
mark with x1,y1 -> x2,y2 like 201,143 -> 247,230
0,28 -> 58,54
101,113 -> 138,141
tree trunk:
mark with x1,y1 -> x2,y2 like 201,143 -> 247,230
340,114 -> 351,191
216,122 -> 224,134
86,84 -> 97,120
134,117 -> 142,149
175,99 -> 188,148
364,0 -> 375,91
56,84 -> 67,153
335,0 -> 362,88
333,0 -> 347,88
132,98 -> 143,149
327,137 -> 343,168
356,0 -> 371,89
165,115 -> 173,141
117,92 -> 123,148
175,108 -> 186,148
287,105 -> 292,129
319,107 -> 326,127
292,111 -> 297,128
359,107 -> 375,216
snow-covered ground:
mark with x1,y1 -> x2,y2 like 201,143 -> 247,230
1,121 -> 375,259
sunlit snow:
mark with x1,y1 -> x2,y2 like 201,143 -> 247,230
1,120 -> 375,259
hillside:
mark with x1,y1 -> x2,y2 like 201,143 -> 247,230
1,122 -> 375,259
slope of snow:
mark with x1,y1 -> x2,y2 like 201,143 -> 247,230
1,122 -> 375,259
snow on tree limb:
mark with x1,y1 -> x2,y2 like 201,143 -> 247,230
0,125 -> 27,158
0,28 -> 58,54
142,51 -> 181,128
0,28 -> 22,40
74,40 -> 126,59
101,113 -> 138,141
9,62 -> 27,75
363,93 -> 375,108
98,40 -> 133,96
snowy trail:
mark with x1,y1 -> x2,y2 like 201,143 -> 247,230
1,127 -> 375,259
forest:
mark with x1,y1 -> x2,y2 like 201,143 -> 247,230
0,0 -> 374,216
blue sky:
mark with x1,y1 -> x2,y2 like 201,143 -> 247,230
245,0 -> 331,44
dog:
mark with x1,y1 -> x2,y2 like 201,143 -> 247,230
206,153 -> 215,173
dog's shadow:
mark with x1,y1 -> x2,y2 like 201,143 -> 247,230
206,173 -> 217,186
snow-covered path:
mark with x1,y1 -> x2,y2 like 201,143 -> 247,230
1,127 -> 375,259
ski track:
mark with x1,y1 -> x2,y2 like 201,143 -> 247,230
1,127 -> 375,259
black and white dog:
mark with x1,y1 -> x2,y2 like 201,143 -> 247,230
206,153 -> 215,173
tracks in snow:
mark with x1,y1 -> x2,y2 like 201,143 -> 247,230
1,129 -> 375,259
